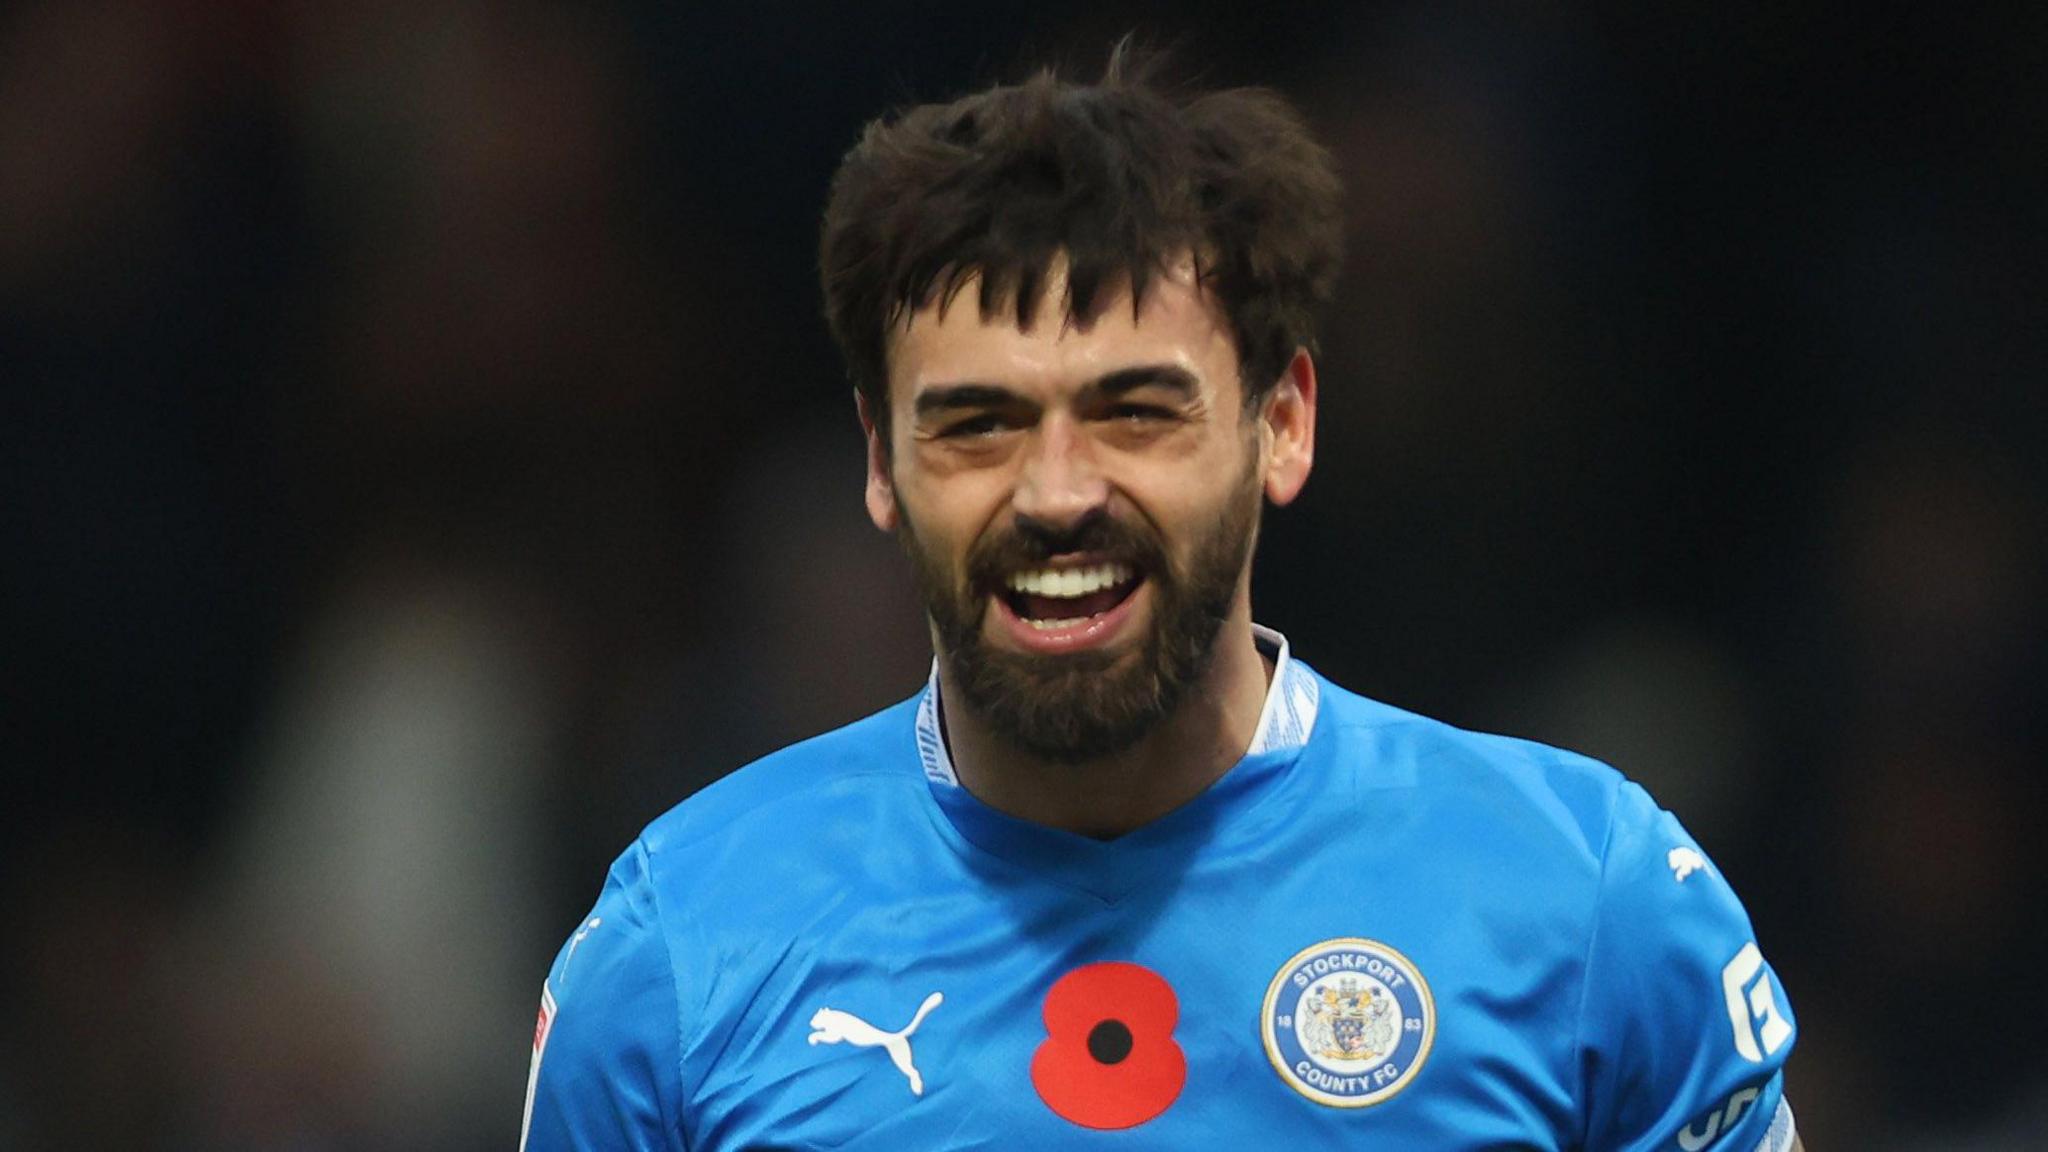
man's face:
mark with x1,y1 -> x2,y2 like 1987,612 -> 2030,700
863,259 -> 1311,763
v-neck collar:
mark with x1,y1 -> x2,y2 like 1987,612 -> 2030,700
911,626 -> 1322,902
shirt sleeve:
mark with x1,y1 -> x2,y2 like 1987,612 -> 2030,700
1577,780 -> 1796,1152
521,839 -> 686,1151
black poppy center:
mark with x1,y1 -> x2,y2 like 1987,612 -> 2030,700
1086,1018 -> 1133,1065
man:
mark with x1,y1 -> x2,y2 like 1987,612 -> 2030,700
521,53 -> 1801,1151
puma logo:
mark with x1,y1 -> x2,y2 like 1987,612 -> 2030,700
807,992 -> 944,1096
1668,846 -> 1712,883
560,917 -> 602,982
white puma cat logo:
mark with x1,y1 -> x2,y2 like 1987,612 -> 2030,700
807,992 -> 944,1096
1668,846 -> 1712,883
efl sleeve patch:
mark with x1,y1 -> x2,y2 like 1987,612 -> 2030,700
518,840 -> 685,1151
518,982 -> 559,1151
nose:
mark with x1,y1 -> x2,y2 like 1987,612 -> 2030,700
1010,411 -> 1109,533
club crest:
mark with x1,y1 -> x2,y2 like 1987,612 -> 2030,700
1261,938 -> 1434,1108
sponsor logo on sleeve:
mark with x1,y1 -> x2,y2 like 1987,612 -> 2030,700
1675,1089 -> 1794,1151
1719,944 -> 1792,1062
1677,1086 -> 1760,1150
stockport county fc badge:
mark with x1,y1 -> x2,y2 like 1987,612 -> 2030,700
1261,938 -> 1434,1107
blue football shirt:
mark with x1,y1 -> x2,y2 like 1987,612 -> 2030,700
521,629 -> 1796,1150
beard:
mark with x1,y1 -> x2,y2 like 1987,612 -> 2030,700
898,457 -> 1263,765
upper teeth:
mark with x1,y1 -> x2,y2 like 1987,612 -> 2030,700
1007,563 -> 1133,598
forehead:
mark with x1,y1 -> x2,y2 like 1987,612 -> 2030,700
886,258 -> 1239,398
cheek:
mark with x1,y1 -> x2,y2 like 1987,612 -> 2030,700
900,470 -> 1012,545
894,499 -> 988,596
1135,442 -> 1257,527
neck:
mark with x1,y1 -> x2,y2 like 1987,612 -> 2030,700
936,604 -> 1274,839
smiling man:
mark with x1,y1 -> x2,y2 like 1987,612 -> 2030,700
875,248 -> 1303,839
521,52 -> 1801,1151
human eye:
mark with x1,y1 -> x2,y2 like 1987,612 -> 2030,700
1098,400 -> 1185,435
939,412 -> 1013,439
1109,402 -> 1173,424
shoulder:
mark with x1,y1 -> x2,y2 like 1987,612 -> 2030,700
615,691 -> 945,948
1307,670 -> 1636,869
636,692 -> 928,860
1301,669 -> 1769,973
526,695 -> 936,1146
1306,669 -> 1796,1148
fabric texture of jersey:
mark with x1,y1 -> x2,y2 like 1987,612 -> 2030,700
522,632 -> 1795,1150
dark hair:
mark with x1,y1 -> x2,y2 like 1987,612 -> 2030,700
819,47 -> 1342,431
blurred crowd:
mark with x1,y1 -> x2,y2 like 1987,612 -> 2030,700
3,2 -> 2041,1148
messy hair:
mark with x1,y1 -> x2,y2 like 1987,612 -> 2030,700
819,46 -> 1343,431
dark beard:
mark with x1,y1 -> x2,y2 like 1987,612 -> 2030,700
899,461 -> 1262,764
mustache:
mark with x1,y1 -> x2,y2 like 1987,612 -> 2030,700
965,511 -> 1167,590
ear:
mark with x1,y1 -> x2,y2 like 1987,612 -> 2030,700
1260,348 -> 1317,506
856,390 -> 899,532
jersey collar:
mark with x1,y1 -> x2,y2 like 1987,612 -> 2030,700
913,623 -> 1320,788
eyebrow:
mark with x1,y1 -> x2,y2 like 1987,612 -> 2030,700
912,383 -> 1021,419
1087,364 -> 1200,403
911,364 -> 1201,419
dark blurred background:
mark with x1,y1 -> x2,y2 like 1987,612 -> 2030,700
3,1 -> 2041,1148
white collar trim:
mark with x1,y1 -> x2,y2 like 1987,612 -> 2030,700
913,624 -> 1319,788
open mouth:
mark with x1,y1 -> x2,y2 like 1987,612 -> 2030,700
998,561 -> 1143,630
